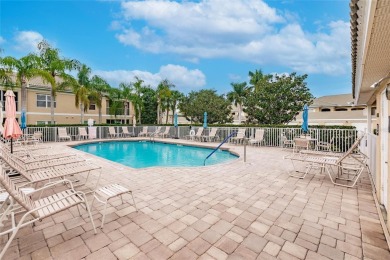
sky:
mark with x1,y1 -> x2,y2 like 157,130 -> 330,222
0,0 -> 351,97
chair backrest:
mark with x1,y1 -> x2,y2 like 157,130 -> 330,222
155,126 -> 162,132
294,138 -> 309,148
0,165 -> 36,217
58,127 -> 68,137
236,128 -> 246,138
79,127 -> 88,136
141,126 -> 148,133
122,127 -> 129,134
163,127 -> 170,134
254,129 -> 264,140
196,127 -> 204,136
33,131 -> 42,140
335,134 -> 365,164
209,128 -> 218,137
109,127 -> 116,134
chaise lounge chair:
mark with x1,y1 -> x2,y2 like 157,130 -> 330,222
108,127 -> 118,138
231,128 -> 246,144
201,128 -> 219,142
121,126 -> 132,137
78,127 -> 89,140
0,167 -> 96,258
58,127 -> 71,141
248,129 -> 265,146
138,126 -> 148,137
284,134 -> 366,188
158,127 -> 171,138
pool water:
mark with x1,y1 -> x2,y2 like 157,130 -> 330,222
73,141 -> 238,168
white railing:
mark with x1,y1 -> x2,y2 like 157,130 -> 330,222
360,132 -> 377,188
21,126 -> 359,152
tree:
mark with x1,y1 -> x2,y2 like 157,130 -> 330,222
0,51 -> 13,86
169,90 -> 184,124
140,87 -> 157,124
37,40 -> 79,124
1,54 -> 54,120
74,64 -> 92,123
89,76 -> 110,124
107,87 -> 124,119
248,69 -> 272,92
156,79 -> 174,124
119,82 -> 133,124
179,89 -> 233,124
131,77 -> 145,124
243,72 -> 314,124
227,81 -> 248,124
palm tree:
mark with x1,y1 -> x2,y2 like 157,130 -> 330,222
0,51 -> 13,86
89,76 -> 110,124
74,65 -> 92,123
108,87 -> 124,119
119,82 -> 133,124
37,40 -> 79,124
169,90 -> 184,124
1,54 -> 54,122
131,76 -> 145,124
248,69 -> 272,92
227,82 -> 248,124
156,79 -> 174,124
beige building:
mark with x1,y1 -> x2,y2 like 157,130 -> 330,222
351,0 -> 390,231
0,76 -> 134,125
290,94 -> 376,131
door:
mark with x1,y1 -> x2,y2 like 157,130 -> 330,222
381,90 -> 388,208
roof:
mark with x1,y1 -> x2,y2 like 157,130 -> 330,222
311,94 -> 354,108
350,0 -> 390,104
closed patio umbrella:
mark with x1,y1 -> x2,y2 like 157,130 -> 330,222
21,109 -> 27,130
301,104 -> 309,135
174,112 -> 178,139
203,112 -> 207,128
3,90 -> 22,153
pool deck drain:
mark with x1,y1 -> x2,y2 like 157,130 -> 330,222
1,137 -> 389,259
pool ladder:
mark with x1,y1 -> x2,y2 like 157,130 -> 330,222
203,131 -> 237,166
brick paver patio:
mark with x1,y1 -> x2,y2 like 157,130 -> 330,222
1,138 -> 390,259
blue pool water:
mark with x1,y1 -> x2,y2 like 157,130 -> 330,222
73,141 -> 238,168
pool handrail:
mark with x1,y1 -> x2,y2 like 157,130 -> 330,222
204,131 -> 238,166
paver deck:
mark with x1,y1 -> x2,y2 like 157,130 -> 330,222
1,138 -> 389,259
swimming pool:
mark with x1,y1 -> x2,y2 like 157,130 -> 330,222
73,141 -> 238,168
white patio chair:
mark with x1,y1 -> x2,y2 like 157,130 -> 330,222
58,127 -> 71,141
108,127 -> 117,138
0,168 -> 96,258
138,126 -> 148,137
231,128 -> 246,144
248,129 -> 265,146
78,127 -> 89,140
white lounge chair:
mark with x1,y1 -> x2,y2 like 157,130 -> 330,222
316,137 -> 334,151
231,128 -> 246,144
58,127 -> 71,141
248,129 -> 265,146
108,127 -> 118,138
78,127 -> 89,140
202,128 -> 219,142
121,126 -> 132,137
138,126 -> 148,137
0,168 -> 96,258
284,134 -> 366,188
158,127 -> 171,138
149,126 -> 162,137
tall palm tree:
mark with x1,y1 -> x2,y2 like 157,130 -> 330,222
37,40 -> 79,124
0,52 -> 13,86
131,76 -> 145,124
119,82 -> 133,124
2,54 -> 54,121
74,64 -> 92,123
156,79 -> 174,124
169,90 -> 184,124
227,82 -> 248,124
248,69 -> 271,92
89,76 -> 110,124
108,87 -> 124,119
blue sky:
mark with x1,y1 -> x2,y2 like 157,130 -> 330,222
0,0 -> 351,97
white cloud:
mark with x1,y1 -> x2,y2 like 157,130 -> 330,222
14,31 -> 44,52
115,0 -> 350,75
0,36 -> 5,45
94,64 -> 206,92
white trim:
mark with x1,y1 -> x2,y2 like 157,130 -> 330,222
24,112 -> 121,117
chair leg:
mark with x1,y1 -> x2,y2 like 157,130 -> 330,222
81,194 -> 97,233
130,191 -> 138,212
100,199 -> 108,228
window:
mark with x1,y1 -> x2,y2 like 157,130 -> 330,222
335,108 -> 347,111
37,94 -> 56,108
351,107 -> 364,111
89,103 -> 96,110
36,121 -> 54,125
321,108 -> 331,112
